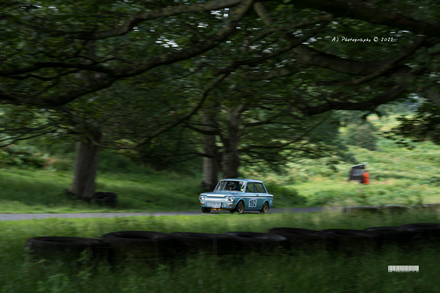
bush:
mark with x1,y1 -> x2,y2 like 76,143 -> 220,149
342,122 -> 378,150
0,145 -> 46,168
98,150 -> 148,174
50,158 -> 74,171
264,182 -> 307,206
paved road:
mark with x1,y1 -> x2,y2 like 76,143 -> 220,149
0,206 -> 343,222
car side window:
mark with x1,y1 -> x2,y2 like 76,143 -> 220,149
245,183 -> 255,193
254,183 -> 266,193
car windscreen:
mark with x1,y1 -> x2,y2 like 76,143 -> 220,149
214,181 -> 227,191
215,180 -> 245,191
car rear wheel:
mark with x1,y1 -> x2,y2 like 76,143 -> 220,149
235,201 -> 245,214
201,207 -> 211,213
260,202 -> 269,214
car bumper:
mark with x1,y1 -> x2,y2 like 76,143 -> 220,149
200,200 -> 236,210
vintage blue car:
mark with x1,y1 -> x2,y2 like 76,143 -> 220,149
199,179 -> 273,214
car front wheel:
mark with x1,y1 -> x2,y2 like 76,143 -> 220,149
260,202 -> 269,214
235,201 -> 245,214
201,207 -> 211,213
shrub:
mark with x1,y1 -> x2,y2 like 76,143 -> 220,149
50,159 -> 74,171
0,145 -> 46,168
98,150 -> 147,174
264,182 -> 307,206
342,122 -> 378,150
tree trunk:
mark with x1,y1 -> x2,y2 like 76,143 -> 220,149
69,133 -> 101,198
201,105 -> 219,191
222,106 -> 242,179
426,86 -> 440,108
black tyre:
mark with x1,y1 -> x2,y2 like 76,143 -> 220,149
320,229 -> 380,254
363,226 -> 421,251
260,202 -> 269,214
201,207 -> 211,213
101,231 -> 176,261
235,201 -> 245,214
25,237 -> 109,263
399,223 -> 440,244
268,228 -> 330,253
169,232 -> 237,255
223,232 -> 287,253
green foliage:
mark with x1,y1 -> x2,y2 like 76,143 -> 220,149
23,136 -> 76,157
342,122 -> 378,151
264,182 -> 307,207
389,100 -> 440,145
98,150 -> 152,174
49,158 -> 74,172
289,138 -> 440,207
1,112 -> 440,213
0,145 -> 46,168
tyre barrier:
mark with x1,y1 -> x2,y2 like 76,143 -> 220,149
101,231 -> 176,262
399,223 -> 440,246
268,228 -> 329,253
25,223 -> 440,264
320,229 -> 379,254
362,226 -> 417,250
25,237 -> 109,264
223,232 -> 287,254
168,232 -> 237,256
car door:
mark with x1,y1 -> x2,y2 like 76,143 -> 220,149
244,182 -> 258,211
254,182 -> 267,209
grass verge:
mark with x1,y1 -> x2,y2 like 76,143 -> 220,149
1,210 -> 440,292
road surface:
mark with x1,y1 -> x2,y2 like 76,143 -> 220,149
0,206 -> 343,221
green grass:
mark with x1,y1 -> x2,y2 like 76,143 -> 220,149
1,138 -> 440,212
277,139 -> 440,207
0,167 -> 206,213
1,210 -> 440,292
1,113 -> 440,213
0,165 -> 307,213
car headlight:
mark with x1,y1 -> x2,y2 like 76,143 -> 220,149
228,196 -> 233,202
200,195 -> 205,201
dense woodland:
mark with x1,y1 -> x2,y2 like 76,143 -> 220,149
1,0 -> 440,199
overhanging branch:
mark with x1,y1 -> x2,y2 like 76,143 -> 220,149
303,84 -> 408,115
294,0 -> 440,38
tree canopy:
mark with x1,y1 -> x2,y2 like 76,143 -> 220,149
1,0 -> 439,111
1,0 -> 440,197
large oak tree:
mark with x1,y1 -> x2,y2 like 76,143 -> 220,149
1,0 -> 439,197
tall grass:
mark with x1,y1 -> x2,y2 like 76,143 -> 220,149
277,138 -> 440,207
1,211 -> 440,292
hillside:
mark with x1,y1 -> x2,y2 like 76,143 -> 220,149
0,114 -> 439,213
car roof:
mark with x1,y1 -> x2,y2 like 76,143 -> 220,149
220,178 -> 263,183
